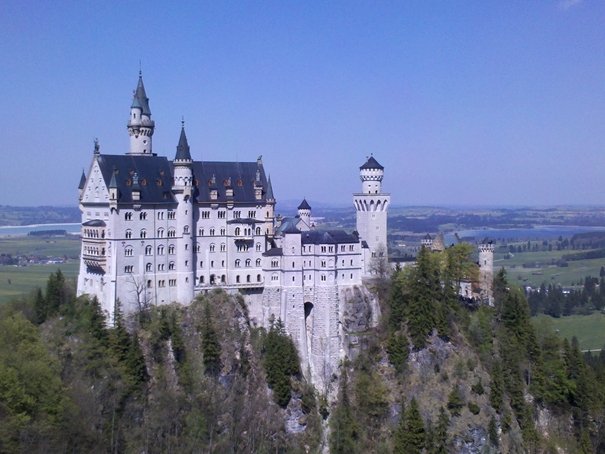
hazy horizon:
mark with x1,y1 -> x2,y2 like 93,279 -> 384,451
1,1 -> 604,207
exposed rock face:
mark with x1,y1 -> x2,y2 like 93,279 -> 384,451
452,427 -> 490,454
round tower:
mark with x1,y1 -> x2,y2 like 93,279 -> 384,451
353,155 -> 390,277
127,72 -> 155,155
297,199 -> 312,231
478,239 -> 494,305
172,123 -> 194,303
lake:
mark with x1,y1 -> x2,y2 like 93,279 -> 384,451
0,223 -> 81,237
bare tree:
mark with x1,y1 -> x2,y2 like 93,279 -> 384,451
128,273 -> 152,324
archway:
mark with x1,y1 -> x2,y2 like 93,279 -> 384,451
304,302 -> 314,368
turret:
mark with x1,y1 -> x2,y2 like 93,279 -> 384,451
297,199 -> 312,231
359,155 -> 384,194
127,72 -> 155,155
478,239 -> 494,305
78,169 -> 86,200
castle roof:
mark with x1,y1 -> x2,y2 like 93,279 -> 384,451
298,198 -> 311,210
95,154 -> 176,205
266,175 -> 274,200
78,170 -> 86,189
360,155 -> 383,170
263,247 -> 283,257
131,73 -> 151,116
174,125 -> 191,161
301,230 -> 358,245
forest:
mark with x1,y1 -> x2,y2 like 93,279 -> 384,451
3,246 -> 605,452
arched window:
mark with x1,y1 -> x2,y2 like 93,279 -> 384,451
125,247 -> 133,257
157,228 -> 164,238
125,229 -> 132,239
235,259 -> 241,268
220,243 -> 226,252
184,225 -> 189,234
157,245 -> 164,255
168,244 -> 175,254
140,229 -> 147,238
245,259 -> 251,267
246,275 -> 251,283
256,227 -> 261,235
210,228 -> 215,236
196,243 -> 201,253
256,258 -> 261,267
235,227 -> 241,236
140,212 -> 147,220
256,243 -> 261,251
145,245 -> 152,255
169,261 -> 175,270
257,274 -> 262,282
146,263 -> 152,272
210,243 -> 215,252
168,228 -> 176,238
236,275 -> 240,283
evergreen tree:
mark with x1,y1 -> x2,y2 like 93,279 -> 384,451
490,362 -> 504,413
45,269 -> 66,316
263,318 -> 300,407
330,368 -> 358,454
488,415 -> 499,448
110,300 -> 131,363
126,333 -> 149,388
432,406 -> 449,454
447,385 -> 465,417
201,302 -> 221,376
394,398 -> 425,453
386,331 -> 409,373
33,287 -> 46,324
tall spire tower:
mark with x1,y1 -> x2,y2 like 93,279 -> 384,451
353,155 -> 390,276
127,72 -> 155,155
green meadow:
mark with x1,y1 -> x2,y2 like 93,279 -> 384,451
533,313 -> 605,352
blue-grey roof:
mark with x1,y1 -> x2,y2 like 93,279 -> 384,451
301,230 -> 358,245
263,247 -> 283,257
227,217 -> 264,225
131,74 -> 151,116
360,155 -> 383,170
174,126 -> 192,161
266,175 -> 274,200
83,220 -> 106,227
276,217 -> 300,235
78,170 -> 86,189
95,154 -> 176,205
298,198 -> 311,210
190,161 -> 270,205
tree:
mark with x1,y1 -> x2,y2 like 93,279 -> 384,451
433,406 -> 450,454
447,385 -> 465,417
201,301 -> 222,376
394,398 -> 425,453
330,368 -> 358,454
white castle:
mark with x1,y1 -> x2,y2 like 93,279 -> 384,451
77,74 -> 390,388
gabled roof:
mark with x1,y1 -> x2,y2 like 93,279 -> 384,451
131,73 -> 151,116
298,198 -> 311,210
94,154 -> 176,205
190,161 -> 270,204
174,126 -> 192,161
360,155 -> 383,170
266,175 -> 274,200
301,230 -> 358,245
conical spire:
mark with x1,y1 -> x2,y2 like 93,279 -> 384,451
266,175 -> 274,200
175,122 -> 192,161
78,170 -> 86,189
298,198 -> 311,210
131,72 -> 151,116
109,169 -> 118,189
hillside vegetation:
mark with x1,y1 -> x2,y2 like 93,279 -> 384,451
3,249 -> 605,452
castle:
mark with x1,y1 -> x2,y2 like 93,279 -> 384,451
77,73 -> 389,388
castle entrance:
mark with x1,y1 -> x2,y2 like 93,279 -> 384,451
304,302 -> 314,367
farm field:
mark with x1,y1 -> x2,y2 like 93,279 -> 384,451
533,313 -> 605,352
495,249 -> 605,289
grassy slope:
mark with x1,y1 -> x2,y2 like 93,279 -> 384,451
0,237 -> 80,304
533,313 -> 605,351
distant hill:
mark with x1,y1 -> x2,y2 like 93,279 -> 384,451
0,205 -> 80,226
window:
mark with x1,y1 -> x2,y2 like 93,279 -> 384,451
341,245 -> 345,252
168,211 -> 176,220
169,262 -> 175,270
236,275 -> 240,283
185,260 -> 188,267
198,228 -> 204,236
168,244 -> 175,254
125,247 -> 133,257
158,280 -> 165,287
199,261 -> 203,268
245,259 -> 251,267
321,260 -> 326,267
218,211 -> 226,219
157,212 -> 164,220
234,211 -> 241,218
321,275 -> 326,281
158,264 -> 164,271
157,245 -> 164,255
235,259 -> 241,268
257,274 -> 262,282
256,258 -> 261,267
210,261 -> 214,268
201,211 -> 210,219
140,229 -> 147,238
147,280 -> 152,288
196,243 -> 201,253
168,229 -> 176,238
169,279 -> 176,286
210,228 -> 215,236
271,260 -> 278,267
256,243 -> 261,252
349,245 -> 354,251
210,243 -> 215,252
157,228 -> 164,237
321,246 -> 326,253
271,273 -> 278,281
146,263 -> 152,272
247,275 -> 251,283
350,259 -> 353,266
124,265 -> 133,273
248,210 -> 256,218
125,212 -> 132,221
235,227 -> 241,236
145,245 -> 152,255
255,227 -> 261,235
220,228 -> 226,235
184,225 -> 189,234
125,230 -> 132,239
221,275 -> 226,283
140,212 -> 147,220
220,243 -> 226,252
329,246 -> 334,252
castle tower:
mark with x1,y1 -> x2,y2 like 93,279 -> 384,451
353,155 -> 390,276
127,72 -> 155,155
297,199 -> 312,231
478,239 -> 494,305
172,123 -> 194,303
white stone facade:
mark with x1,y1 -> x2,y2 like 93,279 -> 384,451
77,74 -> 388,390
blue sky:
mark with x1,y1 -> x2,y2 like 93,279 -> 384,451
1,1 -> 604,207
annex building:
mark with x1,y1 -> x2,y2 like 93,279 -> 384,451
77,74 -> 390,388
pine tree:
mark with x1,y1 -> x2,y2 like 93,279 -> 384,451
433,406 -> 449,454
386,331 -> 409,373
201,302 -> 221,376
488,415 -> 499,447
110,300 -> 131,363
394,398 -> 425,453
330,368 -> 358,454
447,385 -> 464,417
33,287 -> 46,324
126,333 -> 149,388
